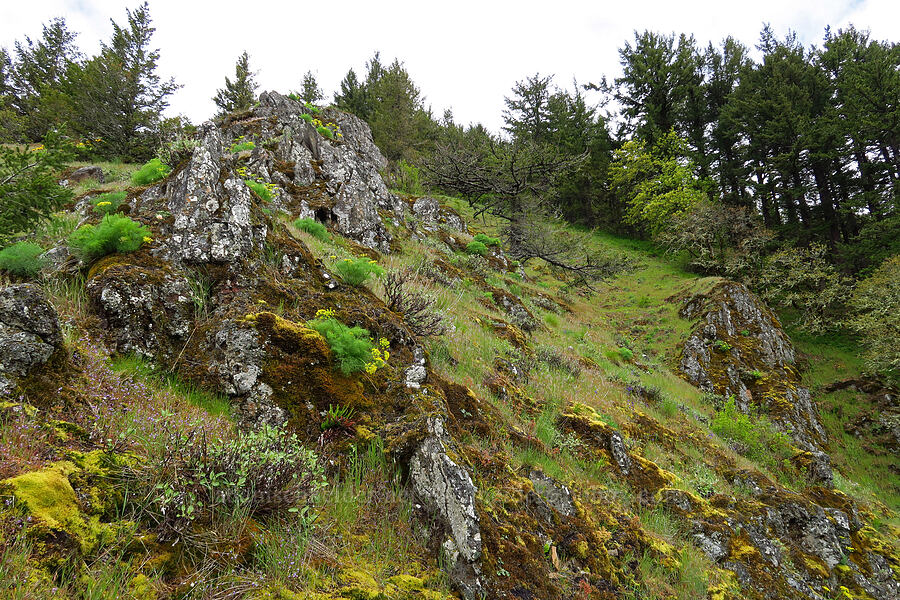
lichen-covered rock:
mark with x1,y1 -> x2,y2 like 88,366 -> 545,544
679,281 -> 828,456
86,254 -> 195,362
409,417 -> 484,599
0,284 -> 63,394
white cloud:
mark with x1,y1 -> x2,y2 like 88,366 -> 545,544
2,0 -> 897,132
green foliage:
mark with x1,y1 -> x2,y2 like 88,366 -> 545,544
711,397 -> 793,466
605,347 -> 634,363
465,240 -> 489,256
755,243 -> 851,333
90,190 -> 126,215
229,137 -> 255,153
608,131 -> 707,236
0,130 -> 73,243
0,242 -> 46,277
130,158 -> 170,185
306,314 -> 383,375
391,159 -> 424,195
294,217 -> 329,242
321,404 -> 356,431
68,214 -> 150,261
213,51 -> 258,115
334,257 -> 385,286
713,340 -> 732,352
473,233 -> 501,247
243,178 -> 272,201
316,125 -> 334,139
848,255 -> 900,380
142,425 -> 325,542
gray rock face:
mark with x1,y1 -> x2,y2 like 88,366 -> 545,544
529,470 -> 576,518
138,123 -> 267,265
87,261 -> 195,362
0,285 -> 63,394
409,417 -> 484,599
408,196 -> 468,234
62,165 -> 104,186
679,281 -> 828,455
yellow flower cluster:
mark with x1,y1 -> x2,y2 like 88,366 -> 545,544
96,201 -> 112,208
315,308 -> 336,319
364,340 -> 390,375
235,166 -> 278,193
142,236 -> 153,243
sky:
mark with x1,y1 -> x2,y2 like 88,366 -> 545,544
2,0 -> 898,133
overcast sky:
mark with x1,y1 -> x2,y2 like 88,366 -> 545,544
2,1 -> 898,132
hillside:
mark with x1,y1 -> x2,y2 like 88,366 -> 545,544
0,93 -> 898,600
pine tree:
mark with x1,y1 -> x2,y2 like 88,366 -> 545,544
502,73 -> 553,143
213,51 -> 258,115
333,68 -> 370,119
71,2 -> 179,160
299,70 -> 323,104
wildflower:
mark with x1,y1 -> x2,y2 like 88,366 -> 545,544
379,337 -> 389,349
142,236 -> 153,243
96,201 -> 112,207
257,299 -> 267,304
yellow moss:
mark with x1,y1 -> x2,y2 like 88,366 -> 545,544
337,569 -> 380,599
385,574 -> 424,591
129,574 -> 157,600
801,554 -> 830,579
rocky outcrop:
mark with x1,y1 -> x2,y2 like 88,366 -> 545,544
0,284 -> 63,395
679,281 -> 828,459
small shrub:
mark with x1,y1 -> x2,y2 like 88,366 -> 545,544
383,269 -> 446,337
392,160 -> 423,195
710,397 -> 793,465
0,242 -> 46,278
465,240 -> 488,256
659,396 -> 679,419
294,217 -> 329,242
335,257 -> 385,286
244,179 -> 273,202
140,425 -> 325,542
473,233 -> 500,247
90,191 -> 127,215
321,404 -> 355,431
317,125 -> 334,139
713,340 -> 733,352
229,136 -> 256,153
605,347 -> 633,363
307,310 -> 389,374
68,214 -> 150,262
131,158 -> 171,185
300,113 -> 313,123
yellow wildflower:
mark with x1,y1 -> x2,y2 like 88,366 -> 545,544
142,236 -> 153,243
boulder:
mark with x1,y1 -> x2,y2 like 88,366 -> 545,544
0,284 -> 63,394
62,165 -> 104,186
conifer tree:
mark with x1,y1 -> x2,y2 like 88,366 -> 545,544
299,70 -> 324,104
213,51 -> 258,115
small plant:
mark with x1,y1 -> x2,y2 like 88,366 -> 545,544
90,191 -> 127,215
229,135 -> 256,153
68,214 -> 151,262
321,404 -> 356,431
0,242 -> 45,278
714,339 -> 733,352
307,309 -> 390,375
334,257 -> 385,286
465,240 -> 488,256
473,233 -> 501,247
244,179 -> 273,202
605,347 -> 633,363
317,125 -> 334,139
711,397 -> 794,466
382,269 -> 446,337
294,217 -> 330,242
131,158 -> 171,185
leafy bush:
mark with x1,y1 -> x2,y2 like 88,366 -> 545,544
0,130 -> 72,244
68,214 -> 151,262
465,240 -> 488,256
244,179 -> 273,201
710,397 -> 793,465
317,125 -> 334,139
307,310 -> 389,375
473,233 -> 501,247
229,136 -> 256,153
90,191 -> 127,215
334,257 -> 385,286
294,217 -> 329,242
0,242 -> 46,278
391,160 -> 424,195
131,158 -> 171,185
141,425 -> 325,542
848,255 -> 900,380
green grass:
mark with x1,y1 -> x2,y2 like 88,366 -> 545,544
110,353 -> 232,417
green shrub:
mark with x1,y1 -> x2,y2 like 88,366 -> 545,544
465,241 -> 488,256
141,425 -> 325,542
68,214 -> 150,262
848,255 -> 900,379
710,397 -> 793,465
90,191 -> 127,215
229,136 -> 256,153
131,158 -> 171,185
473,233 -> 500,247
244,179 -> 273,202
300,113 -> 313,123
0,242 -> 46,277
307,313 -> 387,375
294,217 -> 329,242
393,160 -> 424,195
317,125 -> 334,139
334,257 -> 385,286
714,340 -> 733,352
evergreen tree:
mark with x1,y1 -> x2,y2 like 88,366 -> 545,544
502,73 -> 553,143
71,2 -> 179,160
366,58 -> 436,163
299,70 -> 324,104
213,51 -> 258,115
333,68 -> 370,119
